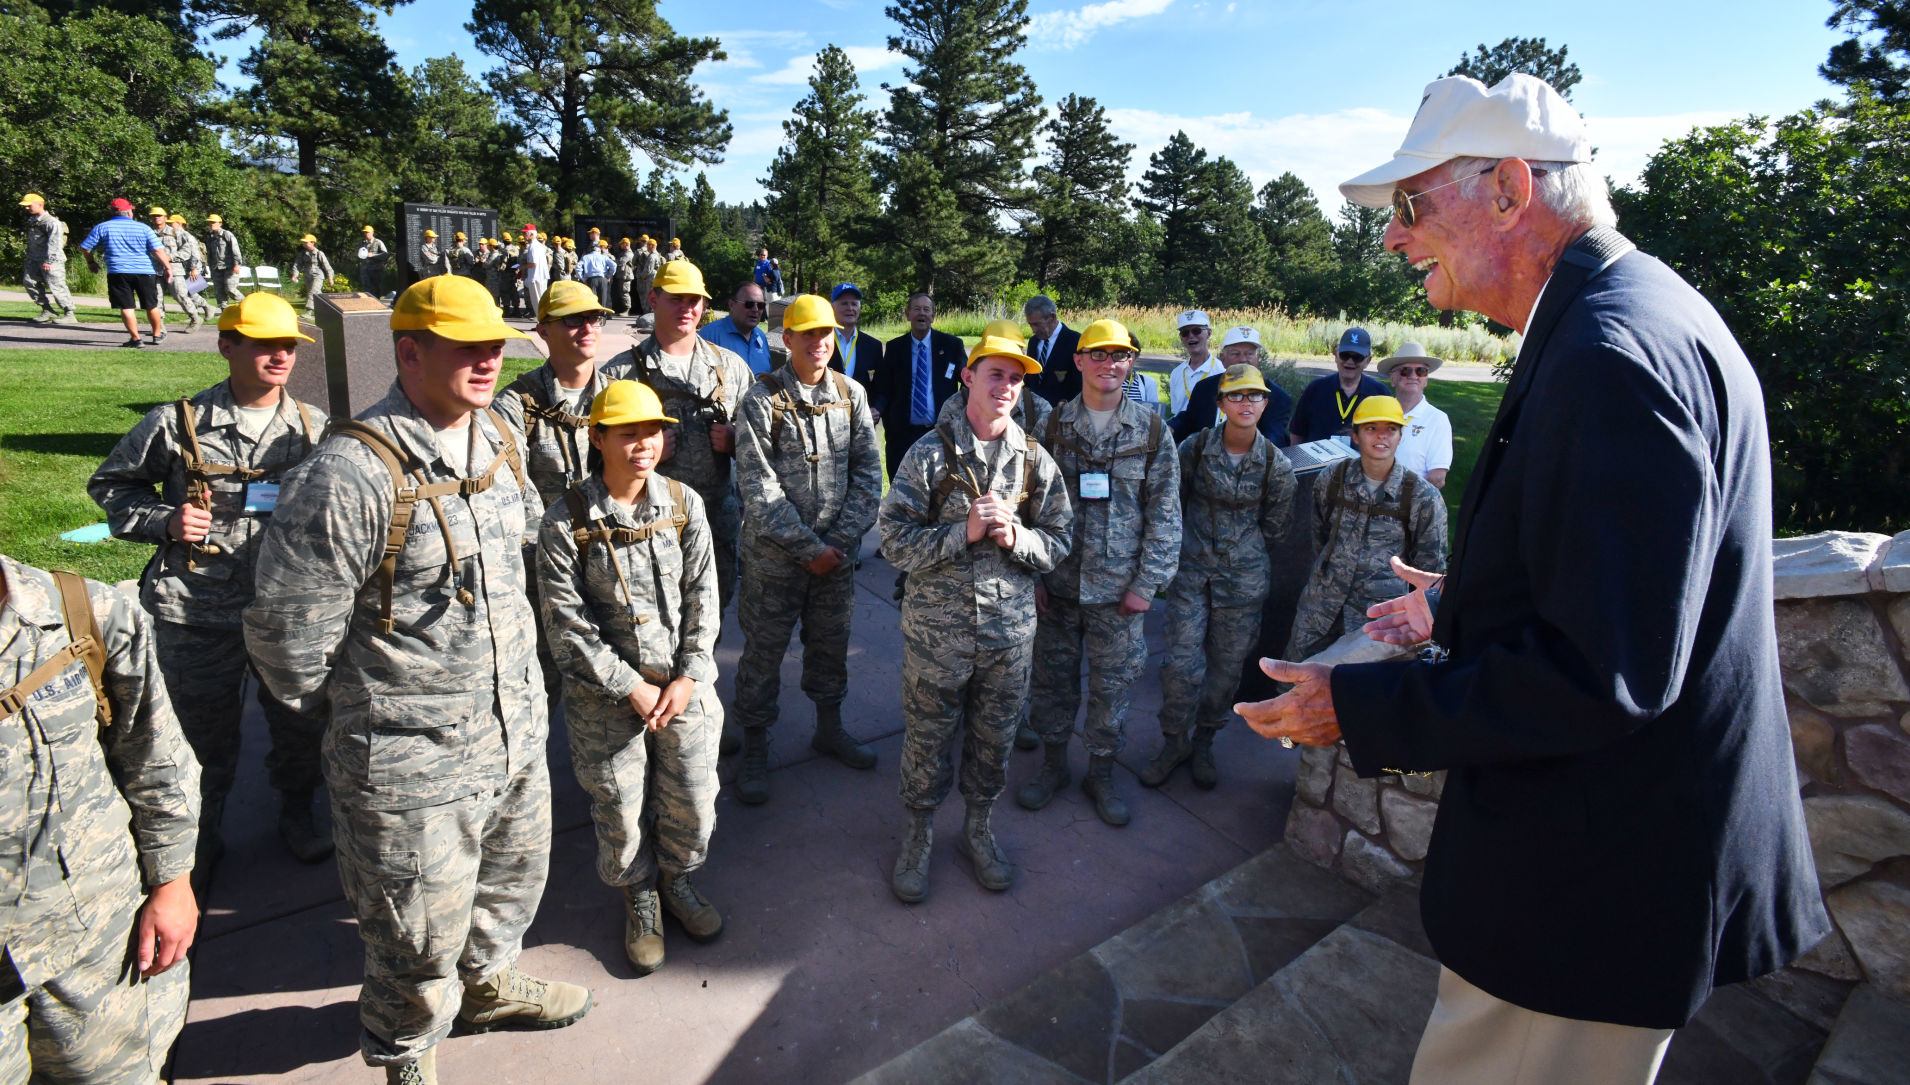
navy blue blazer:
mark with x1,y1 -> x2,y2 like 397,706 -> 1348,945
875,328 -> 967,476
1026,325 -> 1082,404
1331,230 -> 1828,1029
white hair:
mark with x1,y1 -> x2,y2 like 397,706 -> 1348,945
1449,156 -> 1617,230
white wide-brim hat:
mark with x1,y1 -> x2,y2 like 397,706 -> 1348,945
1339,74 -> 1592,208
1379,340 -> 1443,377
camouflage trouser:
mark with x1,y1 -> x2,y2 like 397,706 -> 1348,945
1157,580 -> 1263,735
155,620 -> 324,805
211,270 -> 243,308
332,755 -> 552,1067
22,264 -> 72,315
1030,596 -> 1148,757
733,544 -> 854,730
635,276 -> 655,315
613,278 -> 632,315
298,277 -> 323,316
1286,587 -> 1381,663
700,489 -> 742,614
164,266 -> 208,322
0,881 -> 191,1085
564,682 -> 720,888
898,630 -> 1032,809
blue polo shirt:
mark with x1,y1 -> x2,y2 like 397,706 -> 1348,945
1290,372 -> 1389,442
699,314 -> 772,375
576,251 -> 615,279
79,216 -> 164,274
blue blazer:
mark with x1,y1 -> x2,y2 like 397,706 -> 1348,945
1331,230 -> 1828,1029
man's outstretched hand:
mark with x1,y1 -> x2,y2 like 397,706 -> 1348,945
1235,658 -> 1341,748
1362,557 -> 1442,645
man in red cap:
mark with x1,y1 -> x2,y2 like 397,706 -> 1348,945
80,197 -> 172,348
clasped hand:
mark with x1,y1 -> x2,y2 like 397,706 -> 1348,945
965,493 -> 1016,549
627,676 -> 696,732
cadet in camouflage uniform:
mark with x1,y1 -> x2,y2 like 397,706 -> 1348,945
167,214 -> 212,325
1021,319 -> 1181,827
357,225 -> 390,298
418,229 -> 447,278
876,336 -> 1073,903
537,380 -> 724,976
602,259 -> 751,614
1287,395 -> 1447,663
494,281 -> 619,523
203,213 -> 244,307
611,238 -> 635,314
88,291 -> 332,875
1141,365 -> 1296,791
150,209 -> 209,330
19,194 -> 76,324
245,276 -> 590,1083
483,239 -> 508,306
290,234 -> 334,316
632,237 -> 663,316
731,295 -> 884,804
0,555 -> 200,1084
452,232 -> 476,278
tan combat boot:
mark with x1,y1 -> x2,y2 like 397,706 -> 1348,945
737,727 -> 770,805
1016,742 -> 1070,810
458,966 -> 592,1032
1189,728 -> 1220,790
810,703 -> 875,769
956,803 -> 1012,892
624,883 -> 665,975
890,808 -> 934,903
385,1047 -> 436,1084
1083,754 -> 1131,827
277,790 -> 334,864
659,871 -> 724,942
1139,731 -> 1193,788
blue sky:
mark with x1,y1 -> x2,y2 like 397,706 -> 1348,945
305,0 -> 1847,211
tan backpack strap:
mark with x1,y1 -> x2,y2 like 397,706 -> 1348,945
484,408 -> 527,492
564,486 -> 596,555
1020,435 -> 1037,507
50,569 -> 109,727
667,478 -> 688,537
293,399 -> 317,446
328,422 -> 418,633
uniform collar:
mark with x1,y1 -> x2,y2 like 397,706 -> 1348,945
1061,395 -> 1151,443
578,473 -> 676,527
1349,458 -> 1408,499
0,557 -> 63,631
365,380 -> 505,475
945,409 -> 1026,458
1204,426 -> 1269,467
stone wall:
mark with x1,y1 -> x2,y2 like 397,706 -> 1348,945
1280,530 -> 1910,1001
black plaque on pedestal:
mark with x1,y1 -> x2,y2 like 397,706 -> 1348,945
396,202 -> 499,290
292,292 -> 396,421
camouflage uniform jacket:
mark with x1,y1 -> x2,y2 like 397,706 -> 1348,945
25,211 -> 65,267
419,241 -> 446,277
611,248 -> 635,284
1304,458 -> 1448,613
291,247 -> 332,283
602,336 -> 751,512
88,381 -> 328,630
633,249 -> 663,279
536,475 -> 718,698
1174,428 -> 1297,608
244,382 -> 545,813
491,363 -> 618,534
1040,396 -> 1182,605
937,383 -> 1052,438
452,243 -> 476,278
170,227 -> 205,273
0,557 -> 200,987
204,228 -> 241,273
877,411 -> 1073,652
735,367 -> 883,564
483,248 -> 507,289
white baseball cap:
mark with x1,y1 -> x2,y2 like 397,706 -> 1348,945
1221,326 -> 1261,349
1176,309 -> 1210,329
1339,74 -> 1592,209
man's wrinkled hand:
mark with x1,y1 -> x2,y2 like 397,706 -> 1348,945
1362,557 -> 1442,645
709,422 -> 735,454
1236,659 -> 1341,748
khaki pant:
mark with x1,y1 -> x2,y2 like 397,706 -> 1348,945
1410,967 -> 1674,1085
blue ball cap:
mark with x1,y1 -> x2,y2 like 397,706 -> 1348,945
1337,327 -> 1372,356
830,282 -> 862,301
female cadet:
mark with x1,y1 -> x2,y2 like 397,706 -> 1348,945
536,380 -> 724,977
1141,364 -> 1297,790
1285,395 -> 1448,662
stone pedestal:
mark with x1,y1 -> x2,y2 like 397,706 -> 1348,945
288,292 -> 394,421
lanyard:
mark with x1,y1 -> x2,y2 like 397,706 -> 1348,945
837,330 -> 855,373
1336,388 -> 1359,422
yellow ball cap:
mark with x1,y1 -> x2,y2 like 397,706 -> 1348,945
1218,364 -> 1270,395
587,226 -> 600,234
391,274 -> 530,342
670,237 -> 681,246
781,294 -> 841,333
217,292 -> 313,342
537,279 -> 613,323
363,225 -> 375,232
563,240 -> 574,250
149,206 -> 167,217
982,318 -> 1027,345
455,231 -> 467,240
966,334 -> 1043,374
651,259 -> 710,299
423,229 -> 438,238
1351,395 -> 1408,427
205,213 -> 223,223
1077,318 -> 1133,353
168,214 -> 185,224
19,193 -> 42,206
299,233 -> 317,243
590,380 -> 677,427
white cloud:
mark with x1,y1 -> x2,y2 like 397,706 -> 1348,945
1028,0 -> 1175,51
750,45 -> 904,86
1104,105 -> 1743,211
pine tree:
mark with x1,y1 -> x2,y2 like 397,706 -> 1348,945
1193,158 -> 1272,308
878,0 -> 1043,301
1254,173 -> 1335,309
762,46 -> 881,297
1822,0 -> 1910,102
469,0 -> 732,218
1134,131 -> 1210,301
1019,93 -> 1134,305
1447,37 -> 1581,98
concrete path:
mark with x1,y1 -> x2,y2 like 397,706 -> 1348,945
169,539 -> 1303,1084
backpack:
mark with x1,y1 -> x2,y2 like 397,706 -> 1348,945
1317,458 -> 1417,563
0,570 -> 111,729
562,479 -> 687,556
176,395 -> 318,570
756,368 -> 854,449
1043,403 -> 1164,502
327,410 -> 526,633
505,374 -> 592,481
924,421 -> 1039,521
1190,428 -> 1283,512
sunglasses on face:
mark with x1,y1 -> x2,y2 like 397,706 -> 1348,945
1179,327 -> 1207,338
1392,366 -> 1429,378
1338,353 -> 1366,363
560,313 -> 606,329
1392,163 -> 1548,227
736,301 -> 766,311
1086,349 -> 1136,364
1223,391 -> 1267,403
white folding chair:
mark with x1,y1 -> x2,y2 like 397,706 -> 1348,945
253,265 -> 283,293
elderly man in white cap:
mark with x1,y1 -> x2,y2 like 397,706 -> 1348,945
1236,74 -> 1826,1085
1379,341 -> 1451,488
1165,309 -> 1218,418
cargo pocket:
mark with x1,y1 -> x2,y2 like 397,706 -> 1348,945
365,691 -> 477,790
368,849 -> 427,956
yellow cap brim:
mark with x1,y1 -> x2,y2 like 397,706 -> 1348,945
390,315 -> 529,342
783,316 -> 842,333
594,410 -> 679,427
1077,335 -> 1131,353
969,349 -> 1042,374
227,324 -> 315,343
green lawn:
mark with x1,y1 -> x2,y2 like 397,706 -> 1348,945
1,301 -> 136,324
1432,380 -> 1504,528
